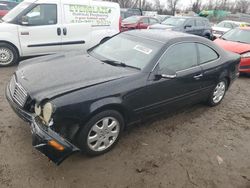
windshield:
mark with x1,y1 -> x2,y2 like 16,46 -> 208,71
222,28 -> 250,44
90,33 -> 163,70
161,17 -> 186,26
2,1 -> 32,22
123,16 -> 140,24
216,21 -> 226,27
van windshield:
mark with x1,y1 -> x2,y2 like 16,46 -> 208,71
2,1 -> 32,23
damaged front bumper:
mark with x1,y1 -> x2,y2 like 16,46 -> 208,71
6,86 -> 80,165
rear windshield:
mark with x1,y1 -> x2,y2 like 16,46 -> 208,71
161,17 -> 186,26
0,4 -> 9,10
123,16 -> 140,24
222,28 -> 250,44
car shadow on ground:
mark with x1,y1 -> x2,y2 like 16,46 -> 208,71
60,103 -> 210,165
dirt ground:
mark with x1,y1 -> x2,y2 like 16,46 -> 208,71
0,66 -> 250,188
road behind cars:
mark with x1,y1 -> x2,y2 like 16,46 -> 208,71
1,66 -> 250,187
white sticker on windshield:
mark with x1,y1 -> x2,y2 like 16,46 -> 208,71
134,45 -> 153,55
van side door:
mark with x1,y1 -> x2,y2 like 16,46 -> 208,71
60,2 -> 91,52
18,1 -> 62,56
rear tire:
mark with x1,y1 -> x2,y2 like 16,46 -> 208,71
207,78 -> 228,107
77,110 -> 124,156
0,42 -> 19,67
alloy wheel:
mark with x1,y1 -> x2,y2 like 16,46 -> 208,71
87,117 -> 120,152
213,81 -> 226,104
0,47 -> 14,66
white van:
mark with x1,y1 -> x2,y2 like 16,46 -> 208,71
0,0 -> 121,66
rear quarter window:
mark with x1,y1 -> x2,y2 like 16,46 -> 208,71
197,43 -> 219,64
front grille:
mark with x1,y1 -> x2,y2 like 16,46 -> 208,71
9,76 -> 28,107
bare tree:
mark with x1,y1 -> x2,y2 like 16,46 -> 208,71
104,0 -> 138,8
192,0 -> 202,13
235,0 -> 250,13
167,0 -> 180,15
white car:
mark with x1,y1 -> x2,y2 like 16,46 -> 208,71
0,0 -> 120,66
212,20 -> 250,38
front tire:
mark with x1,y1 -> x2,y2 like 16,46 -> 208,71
0,42 -> 19,67
207,78 -> 228,106
77,110 -> 124,156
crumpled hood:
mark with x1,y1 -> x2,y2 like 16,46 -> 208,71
15,51 -> 138,102
149,24 -> 175,30
214,38 -> 250,54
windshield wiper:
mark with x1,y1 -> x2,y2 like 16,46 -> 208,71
101,59 -> 141,70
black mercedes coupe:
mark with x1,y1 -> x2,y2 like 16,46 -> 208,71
6,30 -> 240,165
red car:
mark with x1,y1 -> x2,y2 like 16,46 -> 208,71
121,16 -> 159,31
0,3 -> 9,18
214,27 -> 250,74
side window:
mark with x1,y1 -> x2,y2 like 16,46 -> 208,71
196,20 -> 205,27
149,18 -> 158,25
159,43 -> 197,72
203,20 -> 210,27
185,19 -> 195,27
24,4 -> 57,26
224,23 -> 233,29
197,43 -> 219,64
141,18 -> 149,24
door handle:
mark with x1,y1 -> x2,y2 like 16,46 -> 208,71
193,74 -> 203,80
57,28 -> 61,36
63,28 -> 67,35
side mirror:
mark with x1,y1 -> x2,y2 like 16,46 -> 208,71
184,25 -> 192,29
20,16 -> 29,25
155,68 -> 177,80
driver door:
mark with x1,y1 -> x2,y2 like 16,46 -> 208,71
18,2 -> 62,56
143,42 -> 204,115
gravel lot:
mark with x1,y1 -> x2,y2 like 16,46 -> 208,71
0,66 -> 250,188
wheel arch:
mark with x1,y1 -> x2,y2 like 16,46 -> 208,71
219,70 -> 231,89
84,102 -> 133,126
0,40 -> 20,57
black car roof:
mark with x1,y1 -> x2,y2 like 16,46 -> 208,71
124,30 -> 199,43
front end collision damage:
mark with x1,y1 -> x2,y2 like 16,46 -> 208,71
6,84 -> 80,165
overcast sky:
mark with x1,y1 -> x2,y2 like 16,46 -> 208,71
153,0 -> 234,9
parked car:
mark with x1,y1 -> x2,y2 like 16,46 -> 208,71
121,8 -> 142,20
6,30 -> 240,164
212,20 -> 250,39
214,27 -> 250,74
148,16 -> 213,39
0,0 -> 18,9
156,15 -> 172,22
121,16 -> 159,31
0,0 -> 120,67
0,3 -> 9,18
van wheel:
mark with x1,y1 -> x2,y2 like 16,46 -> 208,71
207,79 -> 228,106
0,43 -> 19,67
77,110 -> 124,156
